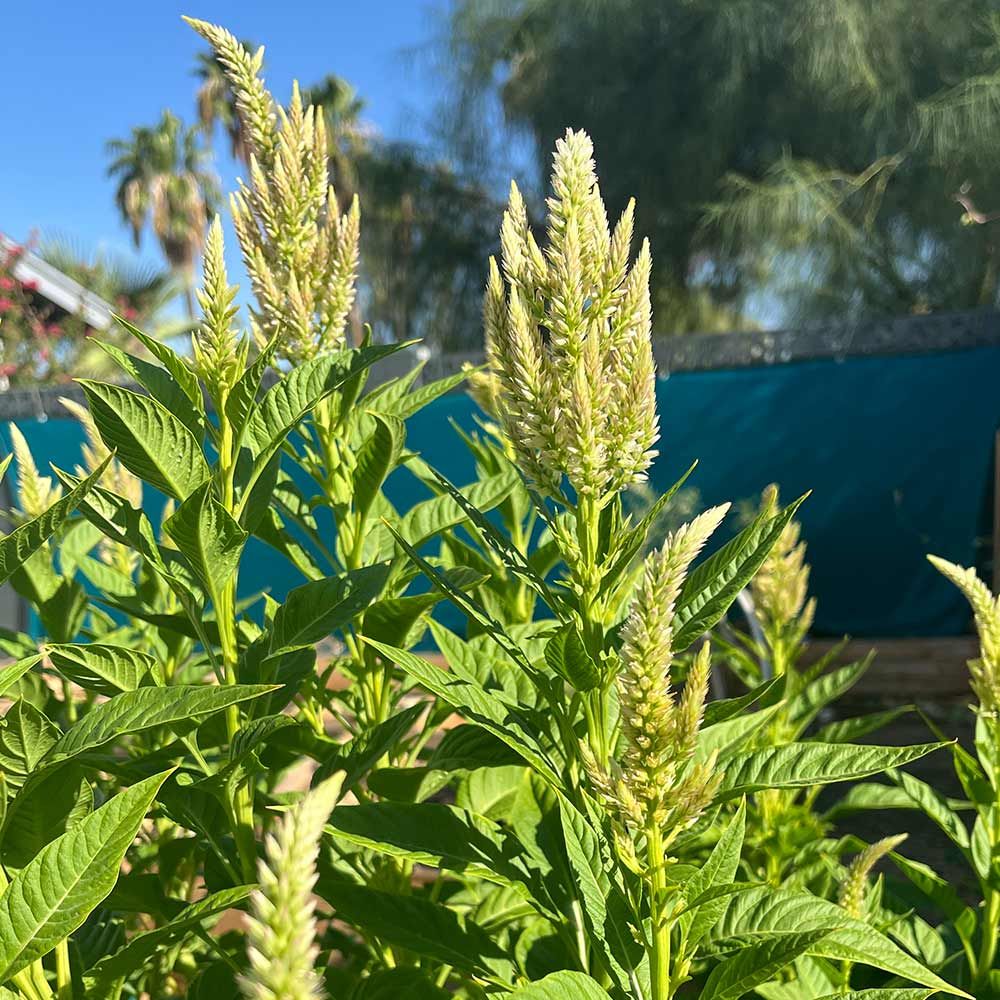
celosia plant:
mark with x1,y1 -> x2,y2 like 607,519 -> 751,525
0,16 -> 981,1000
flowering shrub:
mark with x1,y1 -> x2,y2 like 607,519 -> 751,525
0,240 -> 157,389
0,17 -> 990,1000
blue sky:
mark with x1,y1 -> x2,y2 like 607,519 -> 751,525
2,1 -> 452,274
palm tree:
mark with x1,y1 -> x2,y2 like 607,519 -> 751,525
106,111 -> 219,316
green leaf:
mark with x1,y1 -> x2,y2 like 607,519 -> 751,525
112,316 -> 203,415
0,701 -> 59,791
93,340 -> 203,437
79,380 -> 210,500
326,801 -> 532,891
45,644 -> 158,695
314,703 -> 425,791
672,495 -> 807,651
558,797 -> 641,994
247,343 -> 408,471
711,885 -> 970,997
702,929 -> 835,1000
544,623 -> 600,691
396,469 -> 519,548
354,412 -> 405,523
811,707 -> 909,744
0,456 -> 111,586
225,335 -> 276,448
2,767 -> 93,870
386,524 -> 536,676
702,676 -> 784,727
682,800 -> 746,948
0,770 -> 170,981
352,968 -> 451,999
814,993 -> 935,1000
787,657 -> 872,729
318,881 -> 516,984
45,685 -> 276,765
0,656 -> 42,699
716,742 -> 945,800
427,468 -> 557,609
362,639 -> 561,785
269,564 -> 390,653
889,767 -> 971,852
506,971 -> 612,998
84,885 -> 252,995
163,481 -> 248,597
371,369 -> 468,420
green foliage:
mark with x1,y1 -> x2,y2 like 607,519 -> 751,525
0,17 -> 982,1000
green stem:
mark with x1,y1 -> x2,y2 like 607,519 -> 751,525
54,940 -> 71,1000
217,392 -> 257,884
977,884 -> 1000,986
647,822 -> 673,1000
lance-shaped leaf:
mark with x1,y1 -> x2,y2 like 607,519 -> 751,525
0,701 -> 59,792
93,340 -> 203,438
710,885 -> 970,997
84,885 -> 252,995
0,455 -> 111,586
672,495 -> 807,651
814,992 -> 935,999
544,623 -> 600,691
113,315 -> 203,415
78,380 -> 210,500
246,343 -> 409,473
716,742 -> 945,800
386,523 -> 536,676
45,684 -> 276,765
354,412 -> 404,524
326,801 -> 534,892
506,972 -> 613,998
396,469 -> 519,548
0,656 -> 42,699
268,564 -> 390,653
362,638 -> 561,785
701,929 -> 835,1000
45,644 -> 158,695
681,800 -> 747,948
164,481 -> 248,598
427,468 -> 557,608
318,881 -> 517,985
370,369 -> 468,420
558,797 -> 642,994
225,334 -> 277,449
0,770 -> 170,982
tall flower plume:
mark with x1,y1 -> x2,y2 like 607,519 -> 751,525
928,555 -> 1000,714
484,129 -> 659,499
193,214 -> 246,403
240,774 -> 342,1000
751,484 -> 815,640
591,506 -> 729,839
186,18 -> 360,362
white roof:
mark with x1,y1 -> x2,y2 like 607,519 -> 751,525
1,235 -> 113,330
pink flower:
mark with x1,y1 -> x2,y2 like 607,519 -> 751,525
20,279 -> 37,292
0,298 -> 13,312
123,306 -> 138,320
38,347 -> 50,361
0,277 -> 13,291
0,363 -> 18,377
45,323 -> 62,337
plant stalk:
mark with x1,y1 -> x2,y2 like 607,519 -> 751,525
647,821 -> 672,1000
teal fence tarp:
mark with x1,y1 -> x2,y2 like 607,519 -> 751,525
4,342 -> 998,638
